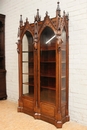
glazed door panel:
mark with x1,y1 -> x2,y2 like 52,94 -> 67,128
40,27 -> 56,104
22,33 -> 34,97
61,29 -> 66,105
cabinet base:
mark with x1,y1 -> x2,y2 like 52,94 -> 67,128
0,94 -> 7,100
18,99 -> 70,128
18,106 -> 70,128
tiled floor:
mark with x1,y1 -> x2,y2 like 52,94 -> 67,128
0,100 -> 87,130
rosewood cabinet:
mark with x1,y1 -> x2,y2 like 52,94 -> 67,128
0,14 -> 7,99
17,2 -> 69,128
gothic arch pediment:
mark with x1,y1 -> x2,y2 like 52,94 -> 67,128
20,22 -> 34,40
38,15 -> 57,39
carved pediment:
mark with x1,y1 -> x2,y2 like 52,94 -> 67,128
38,12 -> 57,37
20,22 -> 34,40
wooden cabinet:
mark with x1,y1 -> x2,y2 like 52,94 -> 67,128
0,14 -> 7,99
17,2 -> 69,128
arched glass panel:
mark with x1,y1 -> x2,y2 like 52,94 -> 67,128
40,26 -> 56,104
22,31 -> 34,97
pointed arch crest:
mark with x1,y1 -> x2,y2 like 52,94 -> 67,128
38,15 -> 57,38
20,22 -> 34,40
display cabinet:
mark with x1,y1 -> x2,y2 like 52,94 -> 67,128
16,2 -> 69,128
0,14 -> 7,99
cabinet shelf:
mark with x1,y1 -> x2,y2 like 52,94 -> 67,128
22,61 -> 28,63
23,82 -> 34,86
61,88 -> 66,91
22,61 -> 34,63
61,76 -> 66,78
22,51 -> 33,53
61,61 -> 66,63
22,73 -> 29,75
22,73 -> 34,76
41,86 -> 56,90
40,61 -> 55,63
40,46 -> 56,51
61,49 -> 66,51
23,93 -> 34,97
40,74 -> 55,78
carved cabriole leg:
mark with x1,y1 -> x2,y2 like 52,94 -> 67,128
17,98 -> 23,112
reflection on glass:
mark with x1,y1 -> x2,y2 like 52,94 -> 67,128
22,32 -> 34,97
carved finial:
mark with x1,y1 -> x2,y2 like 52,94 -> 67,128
57,18 -> 61,36
34,9 -> 41,22
56,1 -> 61,17
46,11 -> 48,16
26,17 -> 28,22
20,15 -> 23,26
37,9 -> 39,16
63,10 -> 65,16
66,12 -> 69,20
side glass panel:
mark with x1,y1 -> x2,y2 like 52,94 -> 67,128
40,26 -> 56,104
61,29 -> 66,105
22,32 -> 34,97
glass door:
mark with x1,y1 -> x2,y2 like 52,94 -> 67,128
22,31 -> 34,97
40,27 -> 56,104
61,29 -> 66,105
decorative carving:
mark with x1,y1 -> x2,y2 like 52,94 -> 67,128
58,46 -> 61,52
56,1 -> 61,17
34,9 -> 41,22
17,27 -> 20,38
66,12 -> 69,21
16,40 -> 20,53
20,15 -> 23,27
20,23 -> 33,40
33,21 -> 38,50
46,11 -> 48,16
38,14 -> 57,38
26,17 -> 28,22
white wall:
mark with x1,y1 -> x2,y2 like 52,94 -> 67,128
0,0 -> 87,126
